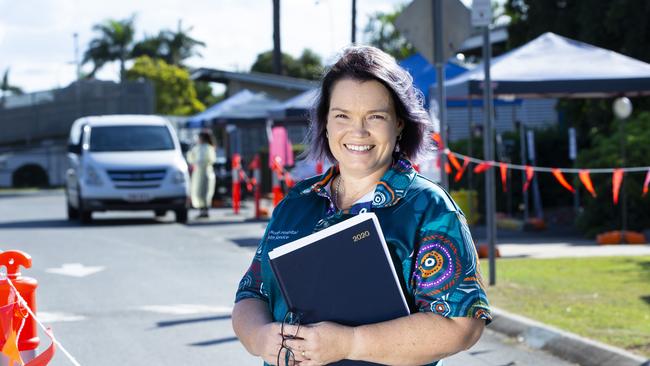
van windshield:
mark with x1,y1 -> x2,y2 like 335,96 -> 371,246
89,125 -> 175,152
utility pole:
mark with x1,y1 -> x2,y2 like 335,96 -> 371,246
272,0 -> 282,75
351,0 -> 357,44
74,33 -> 81,80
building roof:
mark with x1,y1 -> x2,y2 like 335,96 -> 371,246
191,68 -> 317,92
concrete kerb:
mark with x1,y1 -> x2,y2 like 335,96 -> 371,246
490,307 -> 650,366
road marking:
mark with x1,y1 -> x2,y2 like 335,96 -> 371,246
37,311 -> 86,323
45,263 -> 105,277
138,304 -> 232,315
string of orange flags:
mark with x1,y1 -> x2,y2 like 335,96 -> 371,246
443,149 -> 650,203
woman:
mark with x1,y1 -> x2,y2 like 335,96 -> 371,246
233,46 -> 491,366
187,130 -> 216,218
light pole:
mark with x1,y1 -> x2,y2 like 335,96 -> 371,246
613,96 -> 632,243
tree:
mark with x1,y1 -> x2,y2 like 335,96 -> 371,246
83,15 -> 137,82
127,56 -> 205,116
251,49 -> 323,80
575,112 -> 650,237
131,33 -> 166,61
362,6 -> 415,60
161,20 -> 206,67
131,21 -> 205,67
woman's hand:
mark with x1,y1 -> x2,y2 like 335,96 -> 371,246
284,321 -> 355,366
252,322 -> 285,365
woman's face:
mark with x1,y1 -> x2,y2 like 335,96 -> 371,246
326,78 -> 403,177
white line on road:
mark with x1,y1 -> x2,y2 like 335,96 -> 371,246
45,263 -> 106,277
138,304 -> 232,315
37,311 -> 87,323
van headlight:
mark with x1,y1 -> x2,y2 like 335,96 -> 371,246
84,165 -> 103,186
171,169 -> 186,184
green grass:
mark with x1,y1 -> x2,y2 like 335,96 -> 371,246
481,256 -> 650,358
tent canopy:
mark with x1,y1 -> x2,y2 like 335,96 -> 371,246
268,88 -> 319,120
445,32 -> 650,99
399,53 -> 468,101
186,89 -> 282,128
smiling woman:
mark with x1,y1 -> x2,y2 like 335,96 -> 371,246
232,46 -> 491,366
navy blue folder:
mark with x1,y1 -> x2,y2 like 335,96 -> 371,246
268,213 -> 410,366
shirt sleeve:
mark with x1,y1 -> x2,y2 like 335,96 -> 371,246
411,210 -> 492,324
234,199 -> 287,303
234,229 -> 270,303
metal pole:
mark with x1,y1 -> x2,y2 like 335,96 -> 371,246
351,0 -> 357,44
620,117 -> 627,242
482,26 -> 496,285
433,0 -> 448,190
272,0 -> 282,75
519,121 -> 529,222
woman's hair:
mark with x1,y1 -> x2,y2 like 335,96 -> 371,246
198,130 -> 216,147
303,45 -> 433,163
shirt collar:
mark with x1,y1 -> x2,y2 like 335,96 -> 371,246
302,153 -> 417,209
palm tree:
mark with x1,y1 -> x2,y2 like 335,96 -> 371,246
132,33 -> 166,60
83,15 -> 136,82
161,20 -> 206,66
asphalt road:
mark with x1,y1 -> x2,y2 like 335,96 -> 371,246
0,190 -> 576,366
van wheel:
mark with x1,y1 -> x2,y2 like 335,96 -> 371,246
67,202 -> 79,220
175,209 -> 188,223
80,210 -> 92,224
77,190 -> 92,224
154,210 -> 167,217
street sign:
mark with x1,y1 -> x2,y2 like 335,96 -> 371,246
472,0 -> 492,27
395,0 -> 471,64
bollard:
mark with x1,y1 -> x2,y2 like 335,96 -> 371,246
0,250 -> 39,364
231,154 -> 242,215
271,156 -> 284,207
249,154 -> 263,219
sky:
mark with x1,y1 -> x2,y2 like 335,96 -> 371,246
0,0 -> 422,93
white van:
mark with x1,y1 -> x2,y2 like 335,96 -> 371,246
65,115 -> 190,224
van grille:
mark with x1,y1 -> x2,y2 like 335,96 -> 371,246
106,169 -> 166,189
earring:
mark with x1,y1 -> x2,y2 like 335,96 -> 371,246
397,133 -> 402,141
326,130 -> 329,138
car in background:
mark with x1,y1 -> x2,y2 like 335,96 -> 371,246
65,115 -> 190,224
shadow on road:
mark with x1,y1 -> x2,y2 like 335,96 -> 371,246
185,219 -> 268,227
156,314 -> 232,328
188,336 -> 238,346
0,217 -> 172,229
229,238 -> 263,247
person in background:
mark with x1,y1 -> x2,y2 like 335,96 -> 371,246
187,130 -> 216,218
232,45 -> 490,366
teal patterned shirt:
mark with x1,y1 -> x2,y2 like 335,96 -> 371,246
236,155 -> 491,366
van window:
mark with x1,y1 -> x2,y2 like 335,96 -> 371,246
89,125 -> 175,152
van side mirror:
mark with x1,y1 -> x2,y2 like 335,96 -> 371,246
68,143 -> 82,155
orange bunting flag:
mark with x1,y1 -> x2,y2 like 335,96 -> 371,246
643,170 -> 650,197
445,162 -> 452,174
552,168 -> 575,193
523,166 -> 534,192
473,162 -> 492,174
454,157 -> 470,182
578,170 -> 597,198
612,169 -> 624,204
447,152 -> 462,171
500,163 -> 508,192
432,133 -> 444,149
